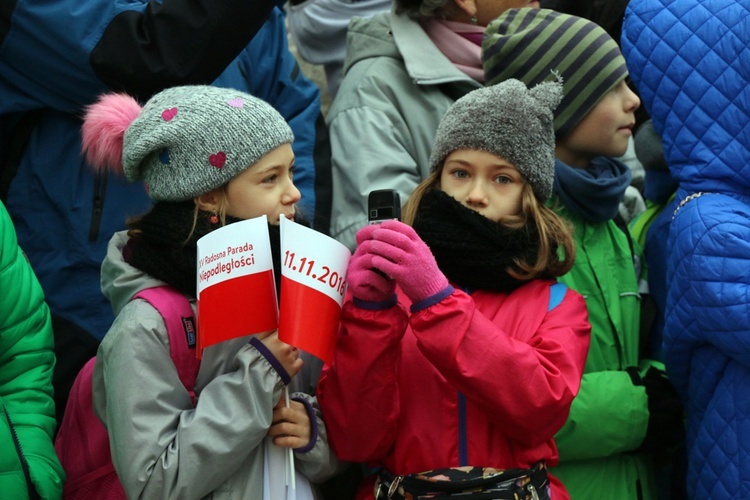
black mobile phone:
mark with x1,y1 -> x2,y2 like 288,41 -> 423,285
368,189 -> 401,224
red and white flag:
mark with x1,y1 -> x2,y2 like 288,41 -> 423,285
278,217 -> 350,364
196,216 -> 278,356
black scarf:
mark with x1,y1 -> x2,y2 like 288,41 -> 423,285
124,201 -> 283,299
412,190 -> 543,293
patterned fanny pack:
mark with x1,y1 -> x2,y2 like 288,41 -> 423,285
375,460 -> 549,500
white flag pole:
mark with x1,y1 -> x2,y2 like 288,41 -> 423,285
285,387 -> 296,492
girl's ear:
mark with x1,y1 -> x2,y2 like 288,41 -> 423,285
194,188 -> 223,212
452,0 -> 477,20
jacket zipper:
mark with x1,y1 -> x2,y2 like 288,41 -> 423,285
458,391 -> 468,465
4,406 -> 39,499
89,169 -> 108,242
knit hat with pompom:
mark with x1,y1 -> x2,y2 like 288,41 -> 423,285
81,85 -> 293,201
429,78 -> 562,202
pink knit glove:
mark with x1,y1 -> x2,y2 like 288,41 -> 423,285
367,220 -> 450,304
347,225 -> 396,303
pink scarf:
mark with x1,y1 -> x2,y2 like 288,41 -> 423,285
421,19 -> 485,83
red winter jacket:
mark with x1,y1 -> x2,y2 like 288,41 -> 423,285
318,279 -> 590,499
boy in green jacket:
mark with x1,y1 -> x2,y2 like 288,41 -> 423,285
482,9 -> 684,500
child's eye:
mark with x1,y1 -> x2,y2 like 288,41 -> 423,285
262,174 -> 278,184
289,166 -> 295,179
494,175 -> 512,184
451,169 -> 469,179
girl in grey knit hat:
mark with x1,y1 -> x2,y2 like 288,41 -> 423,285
318,78 -> 590,500
77,85 -> 340,499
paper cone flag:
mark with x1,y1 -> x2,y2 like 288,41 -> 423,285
278,217 -> 351,364
196,216 -> 278,356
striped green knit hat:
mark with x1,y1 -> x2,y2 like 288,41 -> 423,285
482,8 -> 628,139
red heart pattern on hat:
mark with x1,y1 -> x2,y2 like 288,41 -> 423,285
161,107 -> 178,121
227,97 -> 244,108
209,152 -> 227,168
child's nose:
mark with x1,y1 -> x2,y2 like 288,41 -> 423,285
626,87 -> 641,112
283,181 -> 301,205
466,183 -> 489,206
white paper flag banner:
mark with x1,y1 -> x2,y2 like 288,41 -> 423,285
278,217 -> 351,364
263,437 -> 314,500
196,216 -> 277,355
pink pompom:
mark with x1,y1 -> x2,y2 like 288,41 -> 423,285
81,93 -> 142,175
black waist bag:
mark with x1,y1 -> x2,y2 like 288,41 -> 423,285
375,460 -> 549,500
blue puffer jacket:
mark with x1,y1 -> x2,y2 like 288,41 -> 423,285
0,1 -> 330,340
622,1 -> 750,497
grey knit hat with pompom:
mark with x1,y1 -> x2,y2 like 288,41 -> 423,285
123,85 -> 294,201
429,78 -> 562,201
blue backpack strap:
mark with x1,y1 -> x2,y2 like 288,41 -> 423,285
548,282 -> 567,312
132,286 -> 201,405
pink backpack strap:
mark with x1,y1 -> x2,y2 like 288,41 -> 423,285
132,286 -> 201,405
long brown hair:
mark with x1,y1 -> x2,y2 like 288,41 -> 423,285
403,170 -> 576,279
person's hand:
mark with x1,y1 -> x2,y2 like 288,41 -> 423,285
366,220 -> 449,304
267,398 -> 312,449
347,225 -> 396,302
629,367 -> 685,456
258,330 -> 303,379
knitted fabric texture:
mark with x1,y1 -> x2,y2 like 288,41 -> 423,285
482,8 -> 628,139
413,190 -> 545,292
429,78 -> 561,201
124,202 -> 283,300
123,85 -> 294,201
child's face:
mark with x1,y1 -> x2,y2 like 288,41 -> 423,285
223,143 -> 300,224
556,80 -> 641,168
439,149 -> 524,222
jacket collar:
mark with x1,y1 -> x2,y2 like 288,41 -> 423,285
390,13 -> 478,86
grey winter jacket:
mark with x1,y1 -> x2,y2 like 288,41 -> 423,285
328,12 -> 481,250
92,231 -> 340,499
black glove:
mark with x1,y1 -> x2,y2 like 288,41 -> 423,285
628,367 -> 685,456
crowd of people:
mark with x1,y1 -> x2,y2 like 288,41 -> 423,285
1,0 -> 747,498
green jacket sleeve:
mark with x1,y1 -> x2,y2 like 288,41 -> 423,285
0,201 -> 65,499
554,370 -> 649,461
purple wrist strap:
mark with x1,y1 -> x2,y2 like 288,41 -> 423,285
291,396 -> 318,454
353,293 -> 398,310
410,285 -> 454,313
249,337 -> 291,386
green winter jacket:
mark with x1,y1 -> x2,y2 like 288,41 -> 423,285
549,202 -> 656,500
0,201 -> 65,499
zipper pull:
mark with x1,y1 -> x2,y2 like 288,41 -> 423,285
529,484 -> 540,500
89,170 -> 108,242
387,475 -> 403,499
